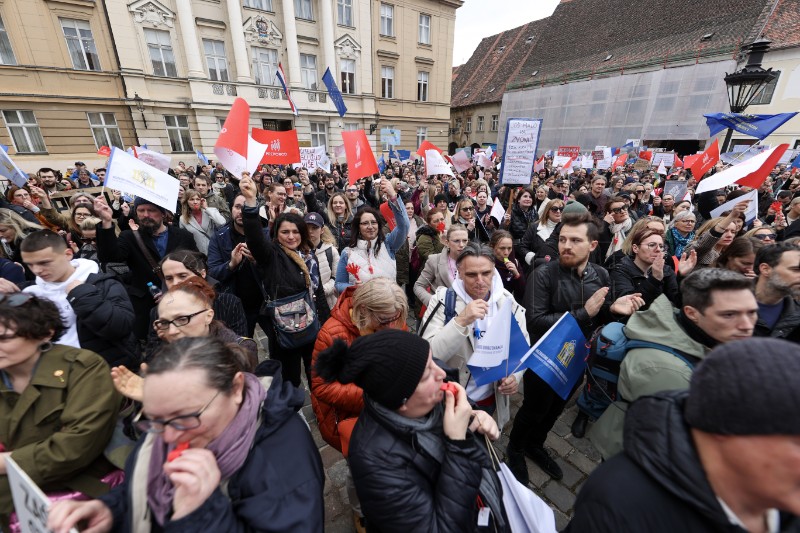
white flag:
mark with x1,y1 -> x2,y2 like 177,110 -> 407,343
490,198 -> 506,225
134,147 -> 172,173
710,189 -> 758,222
451,150 -> 472,173
468,298 -> 512,368
425,149 -> 454,177
656,160 -> 667,175
0,148 -> 28,187
105,147 -> 179,212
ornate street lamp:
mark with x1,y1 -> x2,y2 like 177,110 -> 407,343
133,92 -> 148,129
721,38 -> 777,152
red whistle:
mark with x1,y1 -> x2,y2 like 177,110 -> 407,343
440,382 -> 458,395
167,442 -> 190,463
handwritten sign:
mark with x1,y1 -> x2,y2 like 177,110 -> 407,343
6,457 -> 79,533
557,146 -> 580,159
293,146 -> 327,172
499,118 -> 542,186
651,152 -> 675,168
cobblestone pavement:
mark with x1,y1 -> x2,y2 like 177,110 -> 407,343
255,328 -> 600,532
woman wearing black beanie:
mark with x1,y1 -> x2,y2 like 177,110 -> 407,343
316,329 -> 510,532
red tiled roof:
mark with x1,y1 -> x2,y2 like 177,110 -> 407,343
760,0 -> 800,50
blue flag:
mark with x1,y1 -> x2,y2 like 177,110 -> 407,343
0,145 -> 7,152
704,112 -> 798,140
377,155 -> 386,173
388,148 -> 397,162
322,67 -> 348,117
468,314 -> 531,387
196,150 -> 209,165
792,152 -> 800,170
519,313 -> 589,400
397,149 -> 411,161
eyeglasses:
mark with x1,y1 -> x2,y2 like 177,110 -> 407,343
346,189 -> 358,193
460,206 -> 474,212
639,242 -> 665,250
74,212 -> 90,218
359,220 -> 378,227
134,390 -> 221,433
679,219 -> 697,225
153,309 -> 209,331
375,311 -> 402,327
753,233 -> 776,241
550,206 -> 564,212
0,293 -> 33,307
611,207 -> 626,214
636,190 -> 645,194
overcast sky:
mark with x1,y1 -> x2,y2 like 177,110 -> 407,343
453,0 -> 559,66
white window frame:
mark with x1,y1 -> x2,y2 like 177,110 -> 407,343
60,18 -> 101,71
380,4 -> 394,37
244,0 -> 273,10
465,117 -> 472,133
144,28 -> 177,77
418,14 -> 431,45
3,110 -> 46,153
417,71 -> 429,102
381,66 -> 394,99
477,116 -> 484,132
203,39 -> 229,82
300,53 -> 317,90
337,0 -> 353,26
252,46 -> 278,85
87,112 -> 123,149
344,123 -> 359,131
310,122 -> 327,150
165,115 -> 194,152
295,0 -> 314,21
416,127 -> 427,147
340,58 -> 355,94
0,14 -> 16,65
490,115 -> 499,131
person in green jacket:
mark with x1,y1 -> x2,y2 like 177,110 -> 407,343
588,269 -> 758,459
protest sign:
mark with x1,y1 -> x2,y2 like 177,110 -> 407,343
581,154 -> 594,169
6,456 -> 79,533
104,147 -> 179,212
552,155 -> 571,168
651,152 -> 675,168
134,147 -> 171,173
451,150 -> 472,173
49,186 -> 113,213
499,118 -> 541,186
711,189 -> 758,222
663,181 -> 688,201
557,146 -> 580,159
596,158 -> 612,170
490,199 -> 506,226
591,150 -> 605,161
380,128 -> 401,146
425,150 -> 454,177
468,300 -> 531,387
293,146 -> 327,171
252,129 -> 301,165
633,158 -> 650,171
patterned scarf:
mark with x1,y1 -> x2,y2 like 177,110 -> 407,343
279,243 -> 311,288
670,227 -> 694,258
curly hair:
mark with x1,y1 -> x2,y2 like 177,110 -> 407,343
0,294 -> 66,341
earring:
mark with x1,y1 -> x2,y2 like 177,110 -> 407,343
39,341 -> 53,353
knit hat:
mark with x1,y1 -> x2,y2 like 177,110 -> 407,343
133,197 -> 167,215
562,199 -> 588,216
315,330 -> 430,410
685,338 -> 800,435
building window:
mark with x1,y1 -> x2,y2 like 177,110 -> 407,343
465,117 -> 472,133
218,117 -> 226,131
381,66 -> 394,98
455,118 -> 462,131
87,113 -> 123,149
300,53 -> 317,90
382,124 -> 395,151
417,71 -> 429,102
337,0 -> 353,26
340,58 -> 355,94
416,127 -> 427,147
244,0 -> 273,10
144,29 -> 177,77
252,47 -> 277,85
2,110 -> 46,153
344,123 -> 359,131
60,19 -> 101,71
165,115 -> 194,152
203,39 -> 229,81
0,15 -> 17,65
477,116 -> 484,132
380,4 -> 394,37
310,122 -> 327,149
751,72 -> 780,105
418,14 -> 431,45
490,115 -> 499,131
295,0 -> 313,20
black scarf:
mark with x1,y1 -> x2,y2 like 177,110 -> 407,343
677,310 -> 720,349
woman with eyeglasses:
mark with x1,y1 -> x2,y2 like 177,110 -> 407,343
414,225 -> 469,307
0,294 -> 122,528
49,336 -> 325,533
665,210 -> 697,258
610,226 -> 680,308
452,198 -> 489,244
744,226 -> 777,243
599,196 -> 633,264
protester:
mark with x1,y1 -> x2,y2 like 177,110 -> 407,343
568,338 -> 800,532
664,210 -> 696,258
413,224 -> 468,307
178,190 -> 227,254
49,337 -> 325,533
0,208 -> 43,278
518,198 -> 564,268
305,212 -> 340,311
414,208 -> 446,267
0,294 -> 121,526
588,269 -> 758,459
452,197 -> 489,244
752,242 -> 800,342
712,236 -> 759,278
686,200 -> 748,268
600,196 -> 633,263
304,187 -> 353,252
505,187 -> 537,245
192,175 -> 231,222
315,330 -> 509,532
610,225 -> 680,308
490,230 -> 526,303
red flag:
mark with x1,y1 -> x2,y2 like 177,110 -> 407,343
342,130 -> 379,184
736,144 -> 789,189
673,154 -> 683,168
416,140 -> 443,158
380,202 -> 397,231
687,139 -> 719,179
97,146 -> 111,157
252,129 -> 301,165
612,154 -> 628,170
534,155 -> 545,173
214,97 -> 268,178
638,150 -> 652,161
696,145 -> 788,194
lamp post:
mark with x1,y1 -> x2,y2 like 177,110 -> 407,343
133,92 -> 148,130
721,38 -> 777,153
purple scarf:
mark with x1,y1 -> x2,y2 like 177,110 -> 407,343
146,373 -> 267,525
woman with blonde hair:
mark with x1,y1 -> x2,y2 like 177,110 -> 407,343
179,189 -> 226,254
0,208 -> 42,277
686,200 -> 747,269
414,224 -> 469,307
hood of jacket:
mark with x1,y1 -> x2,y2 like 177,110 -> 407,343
416,224 -> 439,239
623,390 -> 731,527
624,294 -> 707,358
253,359 -> 306,440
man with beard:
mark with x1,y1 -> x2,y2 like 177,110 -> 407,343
753,243 -> 800,342
194,174 -> 231,222
207,193 -> 270,337
38,168 -> 67,194
316,173 -> 339,205
506,211 -> 643,484
94,196 -> 197,340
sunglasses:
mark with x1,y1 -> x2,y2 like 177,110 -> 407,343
611,207 -> 626,214
550,206 -> 564,212
753,233 -> 776,241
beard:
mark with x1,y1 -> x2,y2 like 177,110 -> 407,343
767,275 -> 800,300
559,250 -> 589,269
138,216 -> 161,235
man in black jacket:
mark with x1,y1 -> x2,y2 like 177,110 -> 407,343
94,197 -> 198,340
753,242 -> 800,342
567,338 -> 800,533
506,211 -> 643,483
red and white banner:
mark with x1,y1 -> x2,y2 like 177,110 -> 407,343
252,128 -> 301,165
612,154 -> 628,170
342,130 -> 379,184
534,155 -> 545,173
214,98 -> 267,178
416,140 -> 443,159
687,139 -> 720,180
696,144 -> 789,194
557,146 -> 580,159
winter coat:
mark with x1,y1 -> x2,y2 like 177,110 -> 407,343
206,223 -> 270,314
203,191 -> 231,222
99,360 -> 325,532
610,255 -> 681,308
413,249 -> 455,307
754,295 -> 800,343
303,190 -> 352,251
0,257 -> 25,283
493,255 -> 526,303
507,204 -> 537,243
314,241 -> 340,311
568,391 -> 800,532
686,226 -> 726,268
0,344 -> 120,514
310,287 -> 363,451
414,225 -> 444,266
588,295 -> 709,459
451,215 -> 490,244
349,397 -> 510,533
420,285 -> 528,429
179,208 -> 226,254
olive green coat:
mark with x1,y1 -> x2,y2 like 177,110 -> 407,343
0,344 -> 120,514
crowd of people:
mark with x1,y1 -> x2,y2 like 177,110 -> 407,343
0,151 -> 798,532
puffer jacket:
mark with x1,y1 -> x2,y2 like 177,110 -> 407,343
568,391 -> 800,532
310,287 -> 363,452
414,225 -> 444,266
610,255 -> 681,308
314,241 -> 340,311
507,203 -> 537,243
588,295 -> 709,459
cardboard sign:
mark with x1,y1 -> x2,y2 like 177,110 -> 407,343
651,152 -> 675,168
557,146 -> 580,159
663,181 -> 688,201
499,118 -> 542,186
6,456 -> 79,533
633,158 -> 650,171
591,150 -> 605,161
710,189 -> 758,222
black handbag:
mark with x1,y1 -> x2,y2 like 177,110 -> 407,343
262,289 -> 320,349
